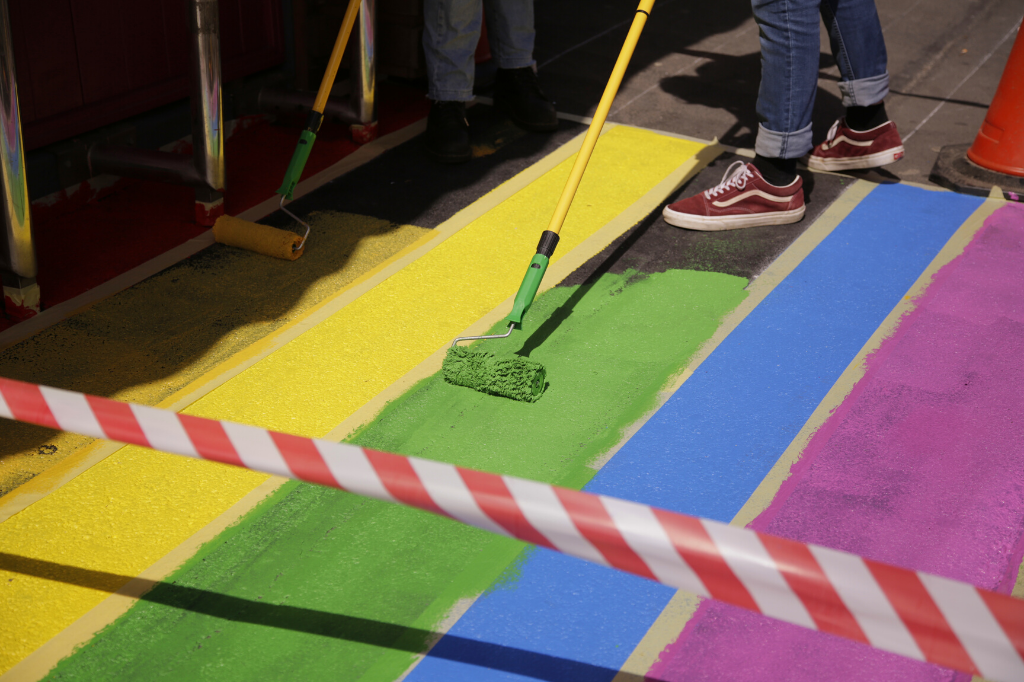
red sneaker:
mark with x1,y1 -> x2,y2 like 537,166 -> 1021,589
662,161 -> 805,231
808,118 -> 905,171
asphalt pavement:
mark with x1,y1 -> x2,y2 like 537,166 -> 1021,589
530,0 -> 1022,184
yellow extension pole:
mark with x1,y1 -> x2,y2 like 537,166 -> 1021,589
546,0 -> 656,235
274,0 -> 362,201
313,0 -> 362,115
499,0 -> 656,325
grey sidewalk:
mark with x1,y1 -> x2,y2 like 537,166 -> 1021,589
530,0 -> 1022,184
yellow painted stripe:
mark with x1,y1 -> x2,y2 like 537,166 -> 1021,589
190,127 -> 705,433
0,220 -> 432,523
0,126 -> 706,673
1,476 -> 288,682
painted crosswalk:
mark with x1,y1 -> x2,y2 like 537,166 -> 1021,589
1,114 -> 1021,682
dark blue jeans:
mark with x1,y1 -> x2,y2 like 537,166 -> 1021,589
752,0 -> 890,158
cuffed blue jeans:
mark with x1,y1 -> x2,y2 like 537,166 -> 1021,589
423,0 -> 536,101
753,0 -> 890,159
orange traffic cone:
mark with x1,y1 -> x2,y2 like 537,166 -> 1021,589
966,20 -> 1024,177
930,18 -> 1024,200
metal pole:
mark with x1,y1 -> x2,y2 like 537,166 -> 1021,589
0,0 -> 39,319
188,0 -> 225,225
87,0 -> 226,226
351,0 -> 377,143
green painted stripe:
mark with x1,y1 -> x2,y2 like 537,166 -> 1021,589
43,268 -> 747,681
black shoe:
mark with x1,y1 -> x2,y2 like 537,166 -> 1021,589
493,67 -> 558,133
425,100 -> 471,164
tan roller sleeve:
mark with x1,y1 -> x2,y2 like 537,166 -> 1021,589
212,215 -> 305,261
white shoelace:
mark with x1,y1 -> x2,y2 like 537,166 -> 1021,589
705,160 -> 753,199
825,119 -> 840,144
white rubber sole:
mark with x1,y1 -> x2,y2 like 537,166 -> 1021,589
662,204 -> 806,231
807,146 -> 905,172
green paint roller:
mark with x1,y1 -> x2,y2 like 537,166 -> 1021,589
441,0 -> 656,401
442,345 -> 546,402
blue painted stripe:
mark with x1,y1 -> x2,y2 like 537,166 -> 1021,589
405,184 -> 985,682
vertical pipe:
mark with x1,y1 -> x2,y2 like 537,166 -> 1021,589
351,0 -> 377,143
0,0 -> 34,279
0,0 -> 38,318
188,0 -> 225,224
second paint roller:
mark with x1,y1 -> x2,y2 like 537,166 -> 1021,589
212,0 -> 362,260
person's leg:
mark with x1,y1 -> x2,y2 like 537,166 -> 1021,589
752,0 -> 823,165
422,0 -> 480,163
482,0 -> 535,70
423,0 -> 482,102
820,0 -> 888,112
808,0 -> 904,170
485,0 -> 557,131
662,0 -> 816,232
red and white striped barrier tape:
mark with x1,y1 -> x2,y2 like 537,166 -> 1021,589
2,376 -> 1023,680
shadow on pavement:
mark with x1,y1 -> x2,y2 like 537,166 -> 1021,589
0,106 -> 585,493
1,552 -> 651,682
658,50 -> 846,148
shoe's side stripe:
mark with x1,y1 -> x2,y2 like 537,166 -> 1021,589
712,189 -> 795,208
823,134 -> 875,150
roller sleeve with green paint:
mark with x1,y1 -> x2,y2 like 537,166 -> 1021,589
441,230 -> 558,401
442,346 -> 546,402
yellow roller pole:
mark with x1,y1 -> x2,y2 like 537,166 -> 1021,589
497,0 -> 657,327
546,0 -> 655,235
313,0 -> 361,114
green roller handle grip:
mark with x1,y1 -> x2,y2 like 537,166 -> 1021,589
505,253 -> 550,325
277,129 -> 317,200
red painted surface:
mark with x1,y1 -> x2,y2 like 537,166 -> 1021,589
1,295 -> 39,322
350,121 -> 379,145
0,82 -> 430,333
9,0 -> 284,150
194,196 -> 225,227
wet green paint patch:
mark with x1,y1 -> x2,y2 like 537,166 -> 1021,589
44,268 -> 746,682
